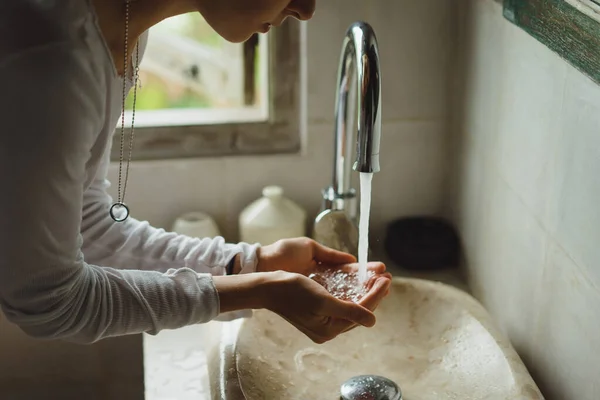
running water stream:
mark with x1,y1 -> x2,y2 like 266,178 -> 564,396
308,172 -> 375,301
357,172 -> 373,283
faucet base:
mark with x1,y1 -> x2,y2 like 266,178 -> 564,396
312,209 -> 359,258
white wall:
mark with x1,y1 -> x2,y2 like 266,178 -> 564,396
450,0 -> 600,398
0,1 -> 456,397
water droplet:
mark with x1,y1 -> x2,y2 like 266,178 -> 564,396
308,268 -> 374,302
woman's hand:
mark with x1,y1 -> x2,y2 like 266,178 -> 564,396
213,271 -> 386,343
255,237 -> 392,310
256,237 -> 357,275
334,263 -> 392,333
215,237 -> 393,343
214,270 -> 391,343
261,270 -> 390,344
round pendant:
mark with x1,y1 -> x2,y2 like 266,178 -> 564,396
110,202 -> 130,222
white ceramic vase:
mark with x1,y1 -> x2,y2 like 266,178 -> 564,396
172,211 -> 221,239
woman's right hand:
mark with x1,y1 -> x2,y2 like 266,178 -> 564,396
263,271 -> 390,343
213,270 -> 390,344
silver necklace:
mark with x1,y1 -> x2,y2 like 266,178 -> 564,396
110,0 -> 140,222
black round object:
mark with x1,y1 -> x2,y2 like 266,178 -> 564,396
384,217 -> 460,270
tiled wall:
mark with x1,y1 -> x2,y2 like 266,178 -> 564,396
449,0 -> 600,398
0,1 -> 457,397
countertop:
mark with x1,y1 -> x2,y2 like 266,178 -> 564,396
143,260 -> 468,400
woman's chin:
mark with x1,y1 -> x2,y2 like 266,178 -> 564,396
221,33 -> 250,43
219,26 -> 270,43
208,25 -> 253,43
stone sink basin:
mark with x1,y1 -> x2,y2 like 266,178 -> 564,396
206,277 -> 544,400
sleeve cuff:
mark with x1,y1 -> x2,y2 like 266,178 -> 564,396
225,242 -> 260,275
206,272 -> 254,322
203,242 -> 259,321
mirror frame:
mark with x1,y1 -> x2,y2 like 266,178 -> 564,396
504,0 -> 600,84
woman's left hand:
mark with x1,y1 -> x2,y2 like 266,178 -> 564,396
256,237 -> 358,275
256,238 -> 391,283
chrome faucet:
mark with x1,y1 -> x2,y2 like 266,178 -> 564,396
312,21 -> 382,257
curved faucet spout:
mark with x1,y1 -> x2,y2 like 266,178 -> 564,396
313,21 -> 382,257
325,21 -> 382,218
336,22 -> 382,177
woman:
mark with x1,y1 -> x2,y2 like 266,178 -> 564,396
0,0 -> 391,345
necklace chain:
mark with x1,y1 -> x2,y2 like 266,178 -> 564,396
110,0 -> 139,222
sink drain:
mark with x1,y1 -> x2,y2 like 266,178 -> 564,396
340,375 -> 402,400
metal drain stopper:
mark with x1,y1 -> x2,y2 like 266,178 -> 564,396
340,375 -> 402,400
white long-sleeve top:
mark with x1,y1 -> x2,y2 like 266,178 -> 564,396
0,0 -> 258,344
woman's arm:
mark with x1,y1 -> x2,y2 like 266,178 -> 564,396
0,41 -> 252,343
80,150 -> 258,276
81,160 -> 255,321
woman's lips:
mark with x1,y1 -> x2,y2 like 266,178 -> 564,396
258,6 -> 305,35
259,23 -> 272,33
269,9 -> 300,29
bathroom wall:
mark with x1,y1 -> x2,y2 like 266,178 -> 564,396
449,0 -> 600,398
0,1 -> 457,398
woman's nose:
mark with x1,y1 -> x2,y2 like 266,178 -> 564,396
289,0 -> 316,21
